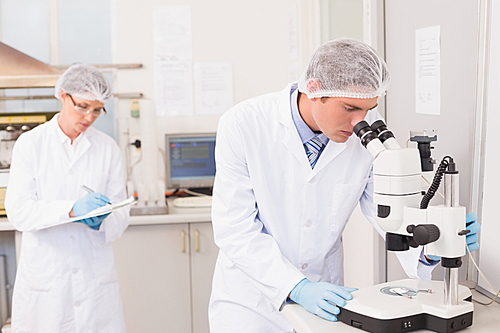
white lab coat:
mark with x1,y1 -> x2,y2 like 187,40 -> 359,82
5,114 -> 129,333
209,84 -> 423,332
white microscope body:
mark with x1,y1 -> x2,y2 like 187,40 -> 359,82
336,120 -> 473,333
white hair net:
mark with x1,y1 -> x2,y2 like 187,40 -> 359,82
54,64 -> 112,103
298,38 -> 390,99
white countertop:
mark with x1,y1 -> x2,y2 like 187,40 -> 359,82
283,289 -> 500,332
129,204 -> 211,225
0,203 -> 212,231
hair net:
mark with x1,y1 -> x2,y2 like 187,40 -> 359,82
54,64 -> 112,103
298,38 -> 390,99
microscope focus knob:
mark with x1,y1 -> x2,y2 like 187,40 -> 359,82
406,224 -> 440,245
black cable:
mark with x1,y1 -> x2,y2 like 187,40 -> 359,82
420,156 -> 453,209
165,188 -> 180,198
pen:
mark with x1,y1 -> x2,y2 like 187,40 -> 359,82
81,185 -> 111,204
81,185 -> 94,193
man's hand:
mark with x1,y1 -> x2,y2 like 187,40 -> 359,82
466,212 -> 481,252
426,212 -> 481,262
289,278 -> 357,321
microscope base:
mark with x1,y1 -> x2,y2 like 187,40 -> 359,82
337,279 -> 473,333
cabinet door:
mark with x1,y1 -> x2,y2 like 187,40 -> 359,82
113,223 -> 192,333
190,222 -> 219,333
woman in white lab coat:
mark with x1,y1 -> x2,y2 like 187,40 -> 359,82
5,64 -> 129,332
209,39 -> 433,332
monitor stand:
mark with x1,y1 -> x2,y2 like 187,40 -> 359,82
186,187 -> 212,196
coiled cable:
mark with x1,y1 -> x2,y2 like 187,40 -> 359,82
420,156 -> 453,209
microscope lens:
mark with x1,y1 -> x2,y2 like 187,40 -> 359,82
371,120 -> 396,143
353,121 -> 379,148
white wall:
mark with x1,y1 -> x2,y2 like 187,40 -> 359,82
477,0 -> 500,298
384,0 -> 479,281
320,0 -> 364,43
110,0 -> 319,188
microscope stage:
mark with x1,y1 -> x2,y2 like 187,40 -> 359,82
337,279 -> 473,333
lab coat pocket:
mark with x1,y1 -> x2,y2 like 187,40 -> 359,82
330,181 -> 367,232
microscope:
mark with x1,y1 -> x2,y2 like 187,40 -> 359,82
336,120 -> 473,333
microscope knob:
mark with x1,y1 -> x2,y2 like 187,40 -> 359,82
408,224 -> 440,245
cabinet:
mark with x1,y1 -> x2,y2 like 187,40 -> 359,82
113,219 -> 218,333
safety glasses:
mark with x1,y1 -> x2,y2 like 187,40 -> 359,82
67,94 -> 107,117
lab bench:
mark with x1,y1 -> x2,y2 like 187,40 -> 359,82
0,204 -> 217,333
283,289 -> 500,332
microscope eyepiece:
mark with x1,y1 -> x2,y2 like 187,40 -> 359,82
353,120 -> 370,137
354,121 -> 379,148
371,120 -> 396,143
370,120 -> 387,134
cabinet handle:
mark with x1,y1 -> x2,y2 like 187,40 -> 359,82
195,229 -> 200,252
181,230 -> 186,253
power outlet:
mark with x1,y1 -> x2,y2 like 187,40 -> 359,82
130,134 -> 142,160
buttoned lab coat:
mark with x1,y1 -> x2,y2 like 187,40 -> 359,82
5,114 -> 129,333
209,84 -> 423,332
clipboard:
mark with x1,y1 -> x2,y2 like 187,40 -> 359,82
66,196 -> 136,223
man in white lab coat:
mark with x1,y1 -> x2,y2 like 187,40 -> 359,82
208,39 -> 466,332
5,64 -> 129,332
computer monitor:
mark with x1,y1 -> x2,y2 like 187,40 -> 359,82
165,133 -> 216,190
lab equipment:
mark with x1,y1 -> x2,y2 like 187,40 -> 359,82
297,38 -> 390,99
73,192 -> 110,216
172,195 -> 212,208
0,114 -> 47,216
165,133 -> 216,190
54,64 -> 112,103
128,99 -> 168,215
289,278 -> 357,322
336,119 -> 474,333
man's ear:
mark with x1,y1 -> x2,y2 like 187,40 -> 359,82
60,89 -> 66,101
306,78 -> 320,94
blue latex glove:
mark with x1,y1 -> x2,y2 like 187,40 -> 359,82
289,278 -> 358,321
73,193 -> 110,217
466,212 -> 481,252
427,255 -> 441,262
427,212 -> 481,261
76,213 -> 111,230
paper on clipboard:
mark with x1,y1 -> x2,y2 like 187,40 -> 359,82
66,196 -> 136,223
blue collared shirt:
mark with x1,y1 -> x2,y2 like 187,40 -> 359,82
290,84 -> 329,159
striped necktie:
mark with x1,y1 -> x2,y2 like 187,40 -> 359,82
305,136 -> 324,169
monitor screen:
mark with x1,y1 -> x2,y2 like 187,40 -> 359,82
165,133 -> 216,189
